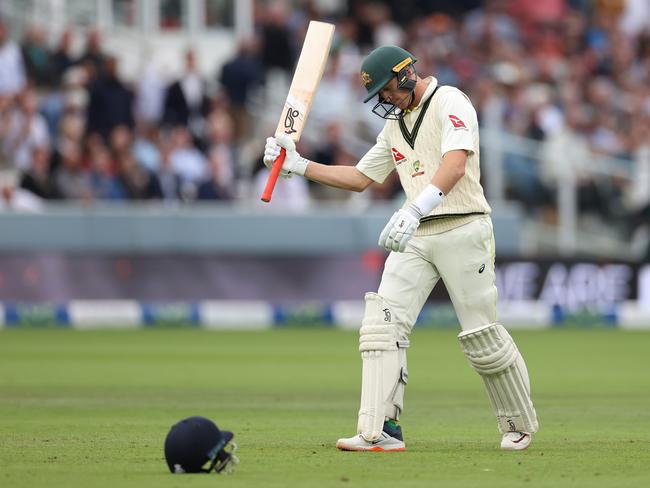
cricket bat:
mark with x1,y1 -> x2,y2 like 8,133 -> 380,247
261,21 -> 335,203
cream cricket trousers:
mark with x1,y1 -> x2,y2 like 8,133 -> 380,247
377,215 -> 497,339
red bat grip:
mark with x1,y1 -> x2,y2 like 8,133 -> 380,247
260,147 -> 286,202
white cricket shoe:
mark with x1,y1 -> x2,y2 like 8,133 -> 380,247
501,432 -> 532,451
336,431 -> 406,452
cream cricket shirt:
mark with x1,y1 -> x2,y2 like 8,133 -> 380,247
357,77 -> 491,235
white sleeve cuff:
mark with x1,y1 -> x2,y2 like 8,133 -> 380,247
293,157 -> 309,176
408,184 -> 444,218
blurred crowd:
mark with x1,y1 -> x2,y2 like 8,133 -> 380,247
0,0 -> 649,237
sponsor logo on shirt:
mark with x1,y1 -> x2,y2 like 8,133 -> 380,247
448,114 -> 467,130
410,160 -> 425,178
391,147 -> 406,165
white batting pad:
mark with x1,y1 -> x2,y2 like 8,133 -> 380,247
458,323 -> 539,434
357,293 -> 409,441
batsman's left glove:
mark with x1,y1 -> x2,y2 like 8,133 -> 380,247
378,207 -> 420,253
378,184 -> 445,252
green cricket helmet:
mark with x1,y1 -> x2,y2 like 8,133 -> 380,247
360,45 -> 418,119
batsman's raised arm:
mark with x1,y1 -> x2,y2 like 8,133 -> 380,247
263,134 -> 374,192
304,160 -> 374,192
263,134 -> 468,207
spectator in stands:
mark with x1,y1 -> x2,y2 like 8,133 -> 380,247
20,24 -> 53,87
331,16 -> 362,79
86,56 -> 134,142
0,173 -> 44,212
132,122 -> 161,172
205,111 -> 236,187
0,17 -> 26,99
347,2 -> 376,51
76,29 -> 106,81
621,113 -> 650,241
162,49 -> 210,147
105,124 -> 164,200
540,102 -> 596,219
310,51 -> 359,129
308,121 -> 351,201
310,121 -> 343,169
2,89 -> 50,171
61,67 -> 89,118
218,37 -> 265,142
619,0 -> 650,37
135,59 -> 165,126
157,138 -> 184,201
51,112 -> 85,173
116,151 -> 163,200
196,150 -> 233,201
364,1 -> 404,47
19,145 -> 62,200
52,29 -> 75,86
87,141 -> 126,200
0,94 -> 14,162
462,0 -> 522,47
41,64 -> 88,141
108,124 -> 132,157
54,140 -> 93,200
168,125 -> 207,192
259,2 -> 295,75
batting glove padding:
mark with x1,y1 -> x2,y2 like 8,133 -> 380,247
378,184 -> 445,253
378,208 -> 420,252
263,134 -> 309,178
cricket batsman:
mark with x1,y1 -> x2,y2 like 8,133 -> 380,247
263,45 -> 539,451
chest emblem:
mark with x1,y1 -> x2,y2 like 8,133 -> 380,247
391,147 -> 407,165
411,160 -> 425,178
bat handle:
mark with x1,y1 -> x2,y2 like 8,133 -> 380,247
261,148 -> 286,203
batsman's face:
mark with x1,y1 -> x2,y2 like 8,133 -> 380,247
378,78 -> 412,110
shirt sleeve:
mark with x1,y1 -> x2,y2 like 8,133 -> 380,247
438,88 -> 477,157
355,127 -> 394,184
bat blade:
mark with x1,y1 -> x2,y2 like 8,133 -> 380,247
261,21 -> 335,203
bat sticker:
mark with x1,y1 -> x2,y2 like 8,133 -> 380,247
284,108 -> 300,134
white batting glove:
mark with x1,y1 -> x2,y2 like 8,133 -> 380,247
263,134 -> 309,178
378,207 -> 421,252
378,184 -> 445,253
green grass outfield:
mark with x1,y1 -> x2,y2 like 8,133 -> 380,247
1,328 -> 649,488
